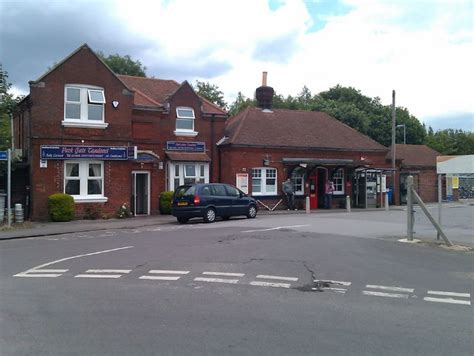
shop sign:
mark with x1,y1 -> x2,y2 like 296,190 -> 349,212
166,141 -> 205,152
236,173 -> 249,194
40,145 -> 131,160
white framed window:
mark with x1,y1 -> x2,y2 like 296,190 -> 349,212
175,107 -> 197,136
252,167 -> 277,196
168,162 -> 208,190
63,85 -> 108,129
291,168 -> 305,195
64,161 -> 107,202
332,168 -> 345,195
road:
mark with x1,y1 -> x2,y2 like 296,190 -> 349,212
1,212 -> 473,355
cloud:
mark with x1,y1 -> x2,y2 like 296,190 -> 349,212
253,32 -> 301,63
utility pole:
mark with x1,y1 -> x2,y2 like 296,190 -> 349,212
391,90 -> 396,203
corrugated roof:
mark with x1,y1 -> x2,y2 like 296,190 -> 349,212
387,144 -> 440,167
224,107 -> 388,151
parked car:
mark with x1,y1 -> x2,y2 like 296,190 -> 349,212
171,183 -> 258,224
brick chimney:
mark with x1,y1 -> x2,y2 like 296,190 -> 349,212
255,71 -> 274,110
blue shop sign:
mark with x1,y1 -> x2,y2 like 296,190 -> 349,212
40,145 -> 131,160
0,151 -> 7,161
166,141 -> 205,152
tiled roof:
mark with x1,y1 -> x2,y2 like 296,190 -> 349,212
165,151 -> 211,162
387,144 -> 440,167
117,75 -> 226,115
223,107 -> 388,151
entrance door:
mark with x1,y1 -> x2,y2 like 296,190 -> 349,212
309,176 -> 318,209
132,172 -> 150,215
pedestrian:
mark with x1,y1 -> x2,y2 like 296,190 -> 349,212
282,178 -> 295,210
324,179 -> 334,209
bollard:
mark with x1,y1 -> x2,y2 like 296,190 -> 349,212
346,195 -> 351,213
385,192 -> 389,211
306,196 -> 310,214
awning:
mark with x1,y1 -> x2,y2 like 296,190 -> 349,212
282,158 -> 354,166
165,151 -> 211,162
134,151 -> 160,162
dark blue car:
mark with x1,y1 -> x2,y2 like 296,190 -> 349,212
171,183 -> 258,224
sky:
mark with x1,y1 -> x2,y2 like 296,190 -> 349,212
1,0 -> 473,131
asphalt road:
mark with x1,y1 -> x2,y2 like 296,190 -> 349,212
1,213 -> 473,355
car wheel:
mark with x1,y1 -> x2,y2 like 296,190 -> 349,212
177,217 -> 188,224
203,208 -> 216,223
247,205 -> 257,218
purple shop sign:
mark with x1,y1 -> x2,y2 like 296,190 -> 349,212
166,141 -> 205,152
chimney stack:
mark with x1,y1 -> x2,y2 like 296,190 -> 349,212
256,71 -> 274,110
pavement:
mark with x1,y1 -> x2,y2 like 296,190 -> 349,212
0,200 -> 471,242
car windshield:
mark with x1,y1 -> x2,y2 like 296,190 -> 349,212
174,185 -> 196,198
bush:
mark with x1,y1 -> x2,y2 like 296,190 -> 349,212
48,193 -> 75,222
116,203 -> 131,219
159,191 -> 174,215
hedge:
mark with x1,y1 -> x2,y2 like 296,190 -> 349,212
48,193 -> 75,222
159,191 -> 174,215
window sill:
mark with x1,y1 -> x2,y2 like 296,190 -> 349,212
174,130 -> 198,137
62,121 -> 109,129
73,197 -> 108,203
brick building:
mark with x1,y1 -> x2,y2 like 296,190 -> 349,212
14,44 -> 226,220
387,144 -> 441,203
217,76 -> 395,210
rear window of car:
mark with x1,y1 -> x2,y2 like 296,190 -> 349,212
174,185 -> 196,198
200,185 -> 212,196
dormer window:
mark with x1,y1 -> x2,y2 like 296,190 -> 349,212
63,85 -> 108,129
174,106 -> 197,136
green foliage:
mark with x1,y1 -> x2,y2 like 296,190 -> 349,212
424,128 -> 474,155
116,203 -> 131,219
194,80 -> 227,109
228,92 -> 256,116
159,191 -> 174,215
97,51 -> 147,77
48,193 -> 75,222
0,64 -> 18,150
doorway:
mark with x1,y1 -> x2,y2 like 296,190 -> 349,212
308,168 -> 327,209
132,172 -> 150,215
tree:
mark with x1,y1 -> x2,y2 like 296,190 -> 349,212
0,64 -> 18,150
228,92 -> 255,116
194,80 -> 227,109
425,128 -> 474,155
97,51 -> 147,77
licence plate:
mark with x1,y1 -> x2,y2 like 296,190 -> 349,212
177,201 -> 188,206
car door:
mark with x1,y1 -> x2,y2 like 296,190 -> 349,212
210,184 -> 232,216
225,185 -> 248,215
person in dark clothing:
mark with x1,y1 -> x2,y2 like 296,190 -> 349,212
282,178 -> 295,210
324,179 -> 334,209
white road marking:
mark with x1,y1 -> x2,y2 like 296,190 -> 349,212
85,269 -> 131,274
74,274 -> 122,279
202,272 -> 245,277
423,297 -> 471,305
427,290 -> 470,298
315,280 -> 352,286
30,269 -> 69,273
24,246 -> 134,271
14,273 -> 63,278
362,291 -> 409,299
250,281 -> 291,288
256,275 -> 298,282
194,277 -> 239,284
366,284 -> 414,293
139,276 -> 181,281
148,270 -> 190,274
241,225 -> 310,233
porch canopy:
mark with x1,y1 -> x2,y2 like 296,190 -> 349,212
165,151 -> 211,162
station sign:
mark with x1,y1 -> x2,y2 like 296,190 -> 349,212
166,141 -> 205,152
40,145 -> 135,160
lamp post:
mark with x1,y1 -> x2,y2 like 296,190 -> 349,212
396,124 -> 406,144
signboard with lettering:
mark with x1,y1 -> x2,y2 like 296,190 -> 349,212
166,141 -> 205,152
236,173 -> 249,194
0,151 -> 7,161
40,145 -> 131,160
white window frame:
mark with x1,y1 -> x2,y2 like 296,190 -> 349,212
64,161 -> 108,202
63,85 -> 108,129
168,162 -> 209,191
174,106 -> 197,137
251,167 -> 277,196
291,168 -> 305,195
332,168 -> 345,195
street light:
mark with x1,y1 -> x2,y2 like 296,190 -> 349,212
396,124 -> 406,144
